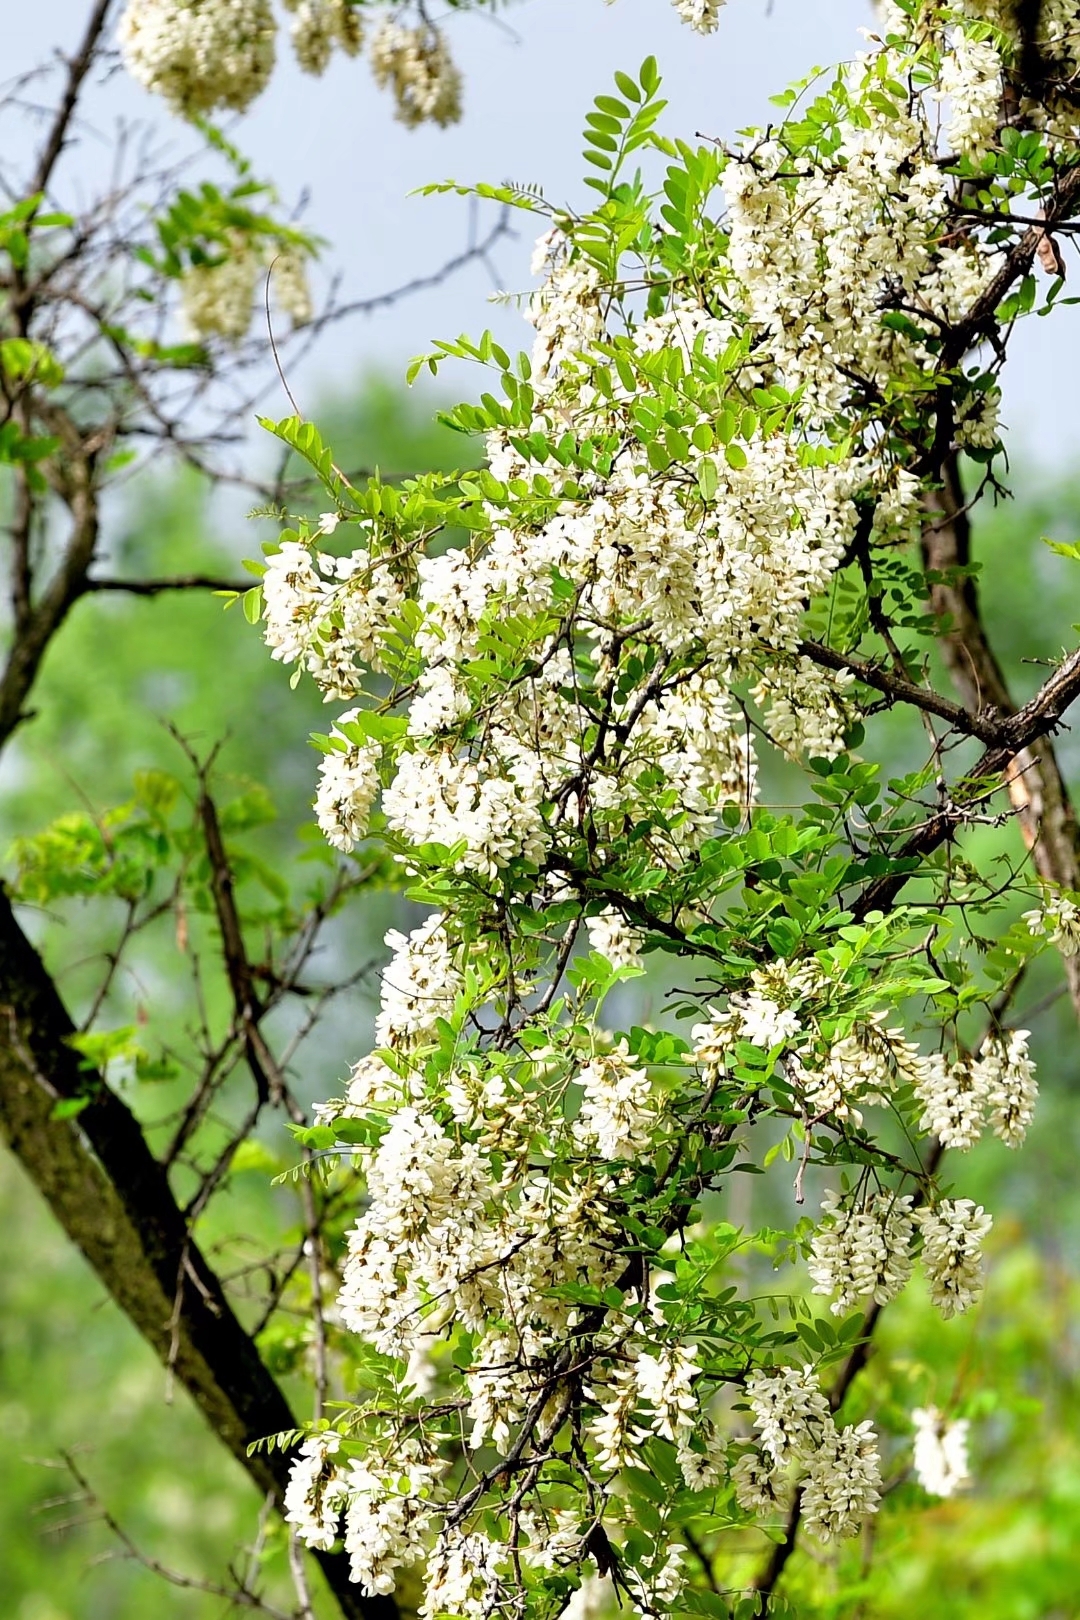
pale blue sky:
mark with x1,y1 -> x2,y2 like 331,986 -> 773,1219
7,1 -> 1078,464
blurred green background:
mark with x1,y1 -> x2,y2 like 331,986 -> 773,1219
4,371 -> 1080,1618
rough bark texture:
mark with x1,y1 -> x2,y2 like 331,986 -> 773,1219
0,884 -> 394,1620
923,454 -> 1080,1019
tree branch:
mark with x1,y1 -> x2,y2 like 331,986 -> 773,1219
922,455 -> 1080,1019
940,162 -> 1080,369
28,0 -> 115,203
0,419 -> 101,747
0,884 -> 396,1620
853,643 -> 1080,921
85,574 -> 251,595
797,638 -> 1003,742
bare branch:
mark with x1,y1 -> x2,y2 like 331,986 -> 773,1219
85,573 -> 251,595
797,637 -> 1003,743
27,0 -> 115,204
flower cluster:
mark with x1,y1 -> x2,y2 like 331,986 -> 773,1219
912,1405 -> 971,1498
119,0 -> 275,116
261,535 -> 404,694
809,1188 -> 994,1322
282,0 -> 362,76
914,1030 -> 1038,1151
369,18 -> 463,127
734,1367 -> 883,1542
1025,891 -> 1080,957
285,1434 -> 443,1593
181,241 -> 313,343
120,0 -> 462,126
671,0 -> 726,34
809,1190 -> 915,1317
918,1198 -> 993,1318
314,711 -> 382,851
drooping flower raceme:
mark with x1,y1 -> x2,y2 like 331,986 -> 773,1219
912,1405 -> 971,1498
369,18 -> 463,128
119,0 -> 463,125
119,0 -> 276,116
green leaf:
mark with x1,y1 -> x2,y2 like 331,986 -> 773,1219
50,1096 -> 91,1121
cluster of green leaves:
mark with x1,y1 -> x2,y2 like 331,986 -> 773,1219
139,123 -> 321,286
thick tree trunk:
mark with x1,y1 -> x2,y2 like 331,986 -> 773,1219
0,884 -> 394,1620
924,455 -> 1080,1020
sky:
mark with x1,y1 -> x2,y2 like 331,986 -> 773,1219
6,0 -> 1079,466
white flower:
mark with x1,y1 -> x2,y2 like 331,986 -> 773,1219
939,30 -> 1003,158
383,747 -> 547,879
342,1450 -> 440,1595
912,1405 -> 970,1498
746,1366 -> 831,1465
917,1199 -> 993,1319
588,1363 -> 647,1473
801,1420 -> 882,1541
338,1104 -> 491,1354
284,1432 -> 346,1551
809,1189 -> 914,1316
792,1019 -> 899,1120
314,713 -> 381,852
690,1005 -> 739,1072
732,1447 -> 789,1514
635,1344 -> 699,1441
369,20 -> 462,128
421,1528 -> 502,1620
374,913 -> 462,1049
585,908 -> 644,970
261,541 -> 331,668
735,991 -> 801,1050
268,246 -> 314,328
974,1028 -> 1038,1148
283,0 -> 362,75
753,657 -> 855,761
1024,892 -> 1080,957
180,234 -> 257,342
575,1042 -> 657,1160
119,0 -> 275,116
672,0 -> 725,32
260,539 -> 403,695
676,1428 -> 724,1490
912,1052 -> 988,1151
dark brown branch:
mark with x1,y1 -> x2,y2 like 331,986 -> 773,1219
853,644 -> 1080,921
0,421 -> 101,747
923,455 -> 1080,1019
196,769 -> 286,1108
28,0 -> 115,202
85,574 -> 250,595
940,163 -> 1080,369
10,466 -> 34,634
0,884 -> 395,1620
797,638 -> 1003,742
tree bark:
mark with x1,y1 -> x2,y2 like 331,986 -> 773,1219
0,884 -> 395,1620
923,455 -> 1080,1019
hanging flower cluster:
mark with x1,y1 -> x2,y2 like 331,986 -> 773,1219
179,235 -> 313,342
251,3 -> 1080,1614
118,0 -> 464,126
